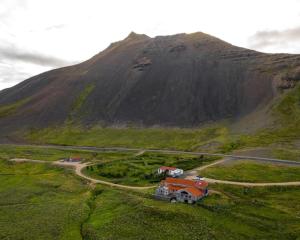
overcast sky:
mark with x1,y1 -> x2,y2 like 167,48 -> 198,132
1,0 -> 300,90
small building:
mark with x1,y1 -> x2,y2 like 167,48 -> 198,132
64,156 -> 82,162
157,166 -> 184,177
155,177 -> 208,204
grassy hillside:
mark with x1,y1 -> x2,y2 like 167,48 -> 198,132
0,97 -> 30,118
26,125 -> 226,151
272,148 -> 300,161
221,85 -> 300,152
69,83 -> 95,122
23,85 -> 300,158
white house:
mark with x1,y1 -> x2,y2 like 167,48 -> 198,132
157,166 -> 184,177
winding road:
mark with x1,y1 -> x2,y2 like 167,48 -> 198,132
73,162 -> 156,190
9,151 -> 300,189
10,159 -> 156,189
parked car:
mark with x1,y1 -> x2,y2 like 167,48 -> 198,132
194,176 -> 204,181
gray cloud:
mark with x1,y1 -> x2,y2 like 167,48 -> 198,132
249,26 -> 300,51
0,45 -> 76,67
44,24 -> 67,31
0,62 -> 33,92
0,43 -> 78,88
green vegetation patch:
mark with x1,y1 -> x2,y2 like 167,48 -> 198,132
0,145 -> 133,162
69,83 -> 95,120
83,152 -> 220,186
0,97 -> 30,118
272,148 -> 300,161
26,125 -> 225,151
0,159 -> 90,240
201,160 -> 300,182
82,185 -> 300,239
1,154 -> 300,239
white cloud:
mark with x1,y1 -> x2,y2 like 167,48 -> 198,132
248,27 -> 300,53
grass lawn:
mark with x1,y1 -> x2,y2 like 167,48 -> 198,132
201,161 -> 300,182
0,145 -> 134,162
83,152 -> 220,186
0,159 -> 90,240
1,155 -> 300,239
82,185 -> 300,240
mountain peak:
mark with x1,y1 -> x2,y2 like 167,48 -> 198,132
0,31 -> 299,131
125,31 -> 150,41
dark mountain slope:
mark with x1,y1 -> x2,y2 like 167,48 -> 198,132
0,32 -> 300,132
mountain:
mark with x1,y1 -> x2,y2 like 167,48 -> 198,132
0,31 -> 300,133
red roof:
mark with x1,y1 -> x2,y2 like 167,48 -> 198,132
194,181 -> 209,188
165,177 -> 208,189
159,166 -> 177,171
167,185 -> 183,192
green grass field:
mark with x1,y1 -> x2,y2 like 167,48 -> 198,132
0,159 -> 90,240
26,124 -> 228,151
82,185 -> 300,240
83,152 -> 220,186
1,155 -> 300,239
201,161 -> 300,182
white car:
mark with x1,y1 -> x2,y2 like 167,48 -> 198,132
194,176 -> 205,181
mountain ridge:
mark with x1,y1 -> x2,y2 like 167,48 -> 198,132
0,31 -> 300,134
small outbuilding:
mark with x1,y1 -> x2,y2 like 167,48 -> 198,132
64,156 -> 82,162
157,166 -> 184,177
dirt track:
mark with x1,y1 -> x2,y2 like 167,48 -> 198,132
73,162 -> 156,190
9,157 -> 300,189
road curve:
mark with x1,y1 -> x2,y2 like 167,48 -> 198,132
73,163 -> 156,190
9,158 -> 156,190
9,158 -> 300,188
2,143 -> 300,166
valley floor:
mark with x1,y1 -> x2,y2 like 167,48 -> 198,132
1,144 -> 300,239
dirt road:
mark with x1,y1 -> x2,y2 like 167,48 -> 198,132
72,162 -> 156,190
9,157 -> 300,188
184,158 -> 231,177
9,159 -> 156,190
